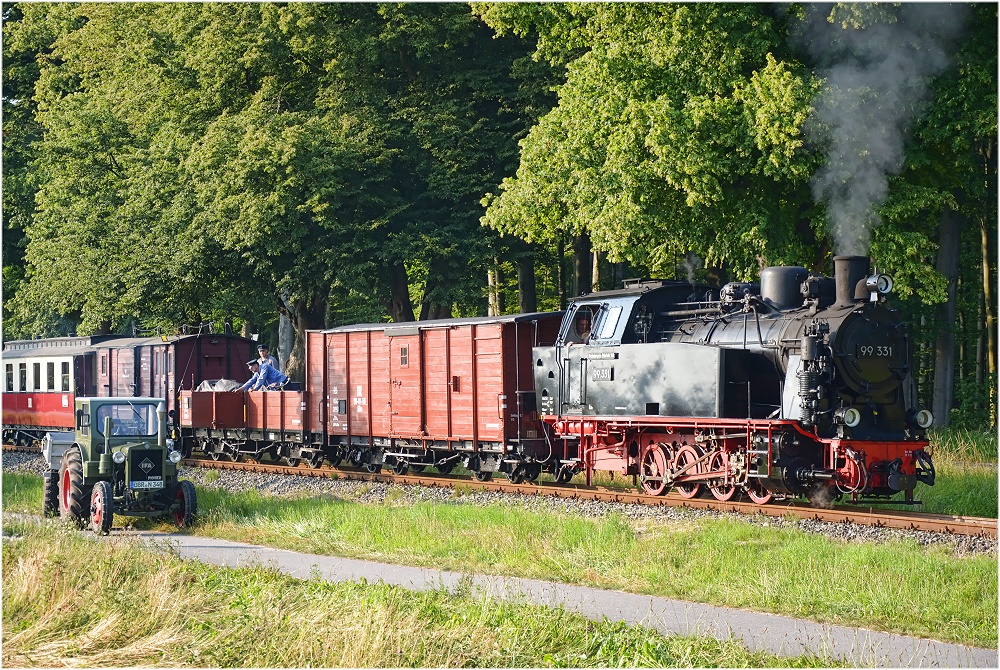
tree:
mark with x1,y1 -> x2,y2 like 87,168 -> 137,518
477,4 -> 820,281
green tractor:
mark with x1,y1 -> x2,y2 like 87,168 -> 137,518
43,397 -> 197,534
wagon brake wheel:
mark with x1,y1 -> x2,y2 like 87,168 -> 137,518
744,478 -> 773,505
672,445 -> 703,499
640,444 -> 669,496
708,450 -> 736,502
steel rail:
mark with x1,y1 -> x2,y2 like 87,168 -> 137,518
3,444 -> 993,538
176,456 -> 997,539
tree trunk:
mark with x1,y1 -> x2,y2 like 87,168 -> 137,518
487,263 -> 505,316
516,241 -> 537,314
932,207 -> 961,427
592,250 -> 602,292
278,294 -> 326,383
981,219 -> 997,376
387,261 -> 416,323
418,258 -> 452,321
557,237 -> 566,310
572,233 -> 592,297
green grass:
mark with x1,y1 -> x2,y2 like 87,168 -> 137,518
1,519 -> 836,668
4,468 -> 996,649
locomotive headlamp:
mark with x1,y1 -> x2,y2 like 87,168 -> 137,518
837,407 -> 862,427
112,451 -> 126,464
168,450 -> 183,464
865,274 -> 893,296
915,409 -> 934,429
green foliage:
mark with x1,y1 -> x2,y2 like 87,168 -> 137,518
478,4 -> 821,279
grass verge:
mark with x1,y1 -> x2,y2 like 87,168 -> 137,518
1,519 -> 836,668
4,464 -> 995,648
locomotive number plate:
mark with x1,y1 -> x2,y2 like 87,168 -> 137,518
592,367 -> 614,381
857,344 -> 894,357
130,481 -> 165,490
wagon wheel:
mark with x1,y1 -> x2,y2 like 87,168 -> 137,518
509,464 -> 528,485
436,461 -> 455,476
556,465 -> 575,484
392,459 -> 409,476
365,462 -> 382,474
308,452 -> 325,469
525,463 -> 542,483
744,478 -> 773,505
640,444 -> 669,496
672,445 -> 703,499
328,448 -> 344,468
473,470 -> 493,482
284,456 -> 301,468
90,481 -> 114,536
209,450 -> 223,461
708,450 -> 736,502
410,464 -> 425,473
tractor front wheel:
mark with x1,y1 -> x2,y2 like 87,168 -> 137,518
173,480 -> 197,528
90,481 -> 114,535
59,446 -> 91,528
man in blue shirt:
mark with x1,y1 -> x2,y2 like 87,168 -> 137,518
234,360 -> 289,392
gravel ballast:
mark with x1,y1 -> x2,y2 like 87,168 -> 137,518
3,451 -> 995,556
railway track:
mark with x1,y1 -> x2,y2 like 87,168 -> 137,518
5,444 -> 994,538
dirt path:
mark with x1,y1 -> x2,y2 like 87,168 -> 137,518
129,530 -> 996,667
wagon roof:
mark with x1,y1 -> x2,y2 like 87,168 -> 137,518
1,333 -> 247,359
316,311 -> 564,335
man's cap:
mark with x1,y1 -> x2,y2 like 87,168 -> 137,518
247,359 -> 260,368
257,344 -> 269,351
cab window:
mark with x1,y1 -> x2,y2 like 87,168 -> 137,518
96,404 -> 158,437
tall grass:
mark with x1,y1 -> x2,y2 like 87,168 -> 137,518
1,519 -> 835,668
3,471 -> 996,647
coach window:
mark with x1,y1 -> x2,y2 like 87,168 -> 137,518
47,362 -> 55,391
33,363 -> 41,391
101,355 -> 107,375
61,362 -> 71,392
19,364 -> 27,392
5,364 -> 12,392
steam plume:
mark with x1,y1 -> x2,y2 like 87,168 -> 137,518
796,4 -> 967,255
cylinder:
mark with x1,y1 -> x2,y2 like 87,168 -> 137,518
833,256 -> 870,307
759,266 -> 809,310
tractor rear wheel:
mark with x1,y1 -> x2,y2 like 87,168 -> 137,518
173,480 -> 197,527
90,481 -> 114,535
59,446 -> 91,528
42,470 -> 60,517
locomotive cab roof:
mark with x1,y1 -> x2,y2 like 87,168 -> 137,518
560,280 -> 719,346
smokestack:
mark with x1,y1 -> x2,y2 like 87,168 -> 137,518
833,256 -> 869,307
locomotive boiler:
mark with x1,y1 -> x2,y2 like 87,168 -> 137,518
533,255 -> 935,504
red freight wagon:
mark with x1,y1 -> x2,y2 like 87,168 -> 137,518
178,389 -> 313,464
306,312 -> 562,478
3,332 -> 254,447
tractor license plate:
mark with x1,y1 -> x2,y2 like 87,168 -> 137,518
130,481 -> 164,490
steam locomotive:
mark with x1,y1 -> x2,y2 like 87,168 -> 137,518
4,256 -> 935,505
